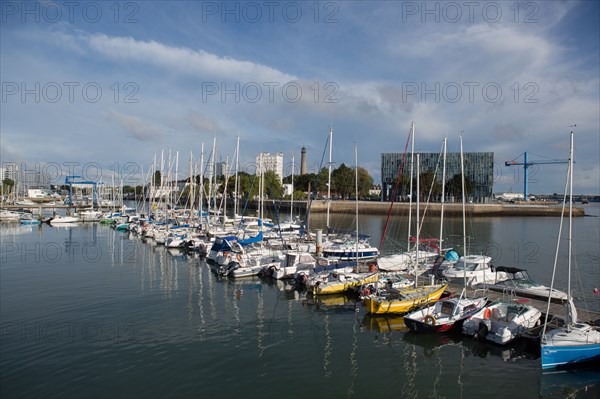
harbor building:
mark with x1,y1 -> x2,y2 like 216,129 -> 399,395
1,162 -> 50,197
256,152 -> 284,183
381,152 -> 494,202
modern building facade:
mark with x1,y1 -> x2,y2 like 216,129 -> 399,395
381,152 -> 494,202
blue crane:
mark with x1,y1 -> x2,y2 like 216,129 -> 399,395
505,152 -> 569,201
65,176 -> 98,206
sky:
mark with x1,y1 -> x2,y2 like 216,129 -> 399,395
1,0 -> 599,195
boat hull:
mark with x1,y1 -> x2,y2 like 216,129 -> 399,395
364,284 -> 448,315
541,343 -> 600,369
541,323 -> 600,369
403,317 -> 461,333
313,273 -> 379,295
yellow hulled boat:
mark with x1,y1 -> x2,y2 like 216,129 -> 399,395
363,283 -> 448,314
311,272 -> 379,295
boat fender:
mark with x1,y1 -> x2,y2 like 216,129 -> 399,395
423,315 -> 436,325
483,308 -> 491,319
236,253 -> 242,262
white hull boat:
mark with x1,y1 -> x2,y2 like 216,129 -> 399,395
462,300 -> 542,345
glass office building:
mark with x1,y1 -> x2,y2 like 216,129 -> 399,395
381,152 -> 494,202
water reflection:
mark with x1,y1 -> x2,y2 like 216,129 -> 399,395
3,217 -> 597,399
540,367 -> 600,399
362,314 -> 409,333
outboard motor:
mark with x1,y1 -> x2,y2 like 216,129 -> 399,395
225,261 -> 240,276
430,255 -> 445,277
477,321 -> 490,341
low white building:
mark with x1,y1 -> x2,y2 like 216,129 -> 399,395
282,183 -> 293,197
28,189 -> 50,198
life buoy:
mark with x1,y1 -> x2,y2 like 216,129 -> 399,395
423,315 -> 436,325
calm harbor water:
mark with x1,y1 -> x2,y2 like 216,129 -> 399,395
1,204 -> 599,399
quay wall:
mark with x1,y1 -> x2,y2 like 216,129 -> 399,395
3,200 -> 587,217
302,201 -> 586,217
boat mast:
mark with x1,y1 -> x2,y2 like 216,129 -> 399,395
567,130 -> 574,326
460,135 -> 467,290
199,142 -> 205,228
261,154 -> 265,221
175,150 -> 179,216
224,156 -> 229,224
290,153 -> 295,222
439,138 -> 447,252
189,151 -> 194,217
414,152 -> 420,287
212,138 -> 217,224
407,122 -> 415,252
354,143 -> 359,264
234,136 -> 240,219
327,126 -> 333,231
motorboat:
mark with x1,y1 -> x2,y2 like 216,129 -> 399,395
49,215 -> 79,225
479,266 -> 568,302
404,294 -> 488,333
322,234 -> 379,261
266,251 -> 317,280
442,255 -> 509,287
462,300 -> 542,345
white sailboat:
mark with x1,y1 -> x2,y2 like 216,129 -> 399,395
541,130 -> 600,369
405,136 -> 488,333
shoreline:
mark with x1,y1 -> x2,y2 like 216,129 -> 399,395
1,200 -> 588,217
304,200 -> 587,217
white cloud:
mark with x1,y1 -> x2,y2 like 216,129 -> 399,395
84,33 -> 297,84
106,109 -> 164,141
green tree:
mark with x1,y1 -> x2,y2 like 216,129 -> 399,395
445,173 -> 474,199
263,170 -> 283,199
2,178 -> 14,193
420,171 -> 442,200
153,170 -> 161,186
2,178 -> 14,187
332,163 -> 354,199
357,167 -> 373,198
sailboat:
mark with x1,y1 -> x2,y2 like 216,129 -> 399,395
308,144 -> 379,295
363,153 -> 448,314
404,136 -> 488,333
541,130 -> 600,369
377,123 -> 443,272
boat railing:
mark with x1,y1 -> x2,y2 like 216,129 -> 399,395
473,287 -> 489,298
501,288 -> 519,303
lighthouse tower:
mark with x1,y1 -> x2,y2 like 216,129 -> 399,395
300,146 -> 307,175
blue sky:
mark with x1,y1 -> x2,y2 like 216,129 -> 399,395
1,1 -> 599,194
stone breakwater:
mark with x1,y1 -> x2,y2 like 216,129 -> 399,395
305,201 -> 586,217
